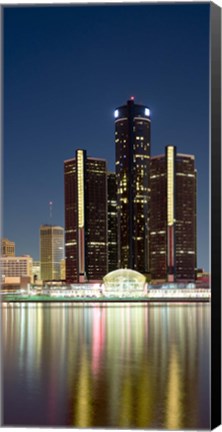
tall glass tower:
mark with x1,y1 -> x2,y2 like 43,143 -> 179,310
149,146 -> 197,281
64,149 -> 108,283
40,225 -> 64,281
114,98 -> 151,273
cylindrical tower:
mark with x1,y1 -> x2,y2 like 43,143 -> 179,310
114,98 -> 151,274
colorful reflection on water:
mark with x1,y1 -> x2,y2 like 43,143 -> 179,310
2,302 -> 210,428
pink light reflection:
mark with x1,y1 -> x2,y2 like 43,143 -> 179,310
92,307 -> 105,376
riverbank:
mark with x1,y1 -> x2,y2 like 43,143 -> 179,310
2,295 -> 210,303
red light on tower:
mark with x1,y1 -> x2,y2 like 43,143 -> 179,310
130,96 -> 134,100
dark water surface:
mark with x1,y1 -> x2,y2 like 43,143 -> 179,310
2,302 -> 210,429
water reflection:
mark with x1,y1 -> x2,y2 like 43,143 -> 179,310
2,302 -> 210,428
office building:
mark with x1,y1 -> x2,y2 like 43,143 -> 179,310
115,98 -> 151,273
0,255 -> 33,280
60,258 -> 66,280
107,172 -> 118,272
40,225 -> 64,281
149,146 -> 197,281
64,149 -> 107,283
1,238 -> 15,256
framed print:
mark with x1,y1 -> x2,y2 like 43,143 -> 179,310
1,1 -> 221,430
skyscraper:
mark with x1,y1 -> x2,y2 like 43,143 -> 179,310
149,146 -> 197,281
64,149 -> 107,283
115,98 -> 151,273
40,225 -> 64,281
107,172 -> 118,272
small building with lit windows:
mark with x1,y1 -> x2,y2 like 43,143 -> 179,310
1,255 -> 33,289
103,268 -> 146,298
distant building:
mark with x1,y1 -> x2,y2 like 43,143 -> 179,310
115,98 -> 151,274
40,225 -> 64,281
64,149 -> 107,283
1,238 -> 15,256
196,268 -> 209,287
107,172 -> 118,272
149,146 -> 197,281
60,258 -> 66,280
32,260 -> 41,282
0,255 -> 33,281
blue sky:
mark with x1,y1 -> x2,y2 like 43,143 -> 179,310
3,4 -> 210,269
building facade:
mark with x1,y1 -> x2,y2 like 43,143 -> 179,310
0,255 -> 33,280
149,154 -> 167,281
64,149 -> 107,283
1,238 -> 15,256
149,146 -> 197,281
40,225 -> 64,281
60,258 -> 66,280
107,172 -> 118,272
115,98 -> 151,273
32,260 -> 41,282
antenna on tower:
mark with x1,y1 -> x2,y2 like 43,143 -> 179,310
49,201 -> 53,221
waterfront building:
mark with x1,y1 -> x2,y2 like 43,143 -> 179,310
115,98 -> 151,273
0,255 -> 33,280
64,149 -> 107,283
107,172 -> 118,272
40,225 -> 64,281
103,268 -> 146,298
195,268 -> 209,288
1,238 -> 15,256
149,146 -> 197,281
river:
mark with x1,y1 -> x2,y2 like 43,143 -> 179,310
2,302 -> 210,429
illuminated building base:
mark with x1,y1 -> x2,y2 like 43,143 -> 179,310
2,287 -> 210,302
103,269 -> 146,297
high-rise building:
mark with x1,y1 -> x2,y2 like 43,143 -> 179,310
107,172 -> 118,272
1,238 -> 15,256
64,149 -> 107,283
40,225 -> 64,281
149,146 -> 197,281
115,98 -> 151,273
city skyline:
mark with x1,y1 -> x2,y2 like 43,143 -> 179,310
3,4 -> 210,270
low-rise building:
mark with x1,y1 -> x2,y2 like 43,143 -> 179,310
0,255 -> 33,288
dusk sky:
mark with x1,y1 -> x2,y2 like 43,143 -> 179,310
3,4 -> 210,270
